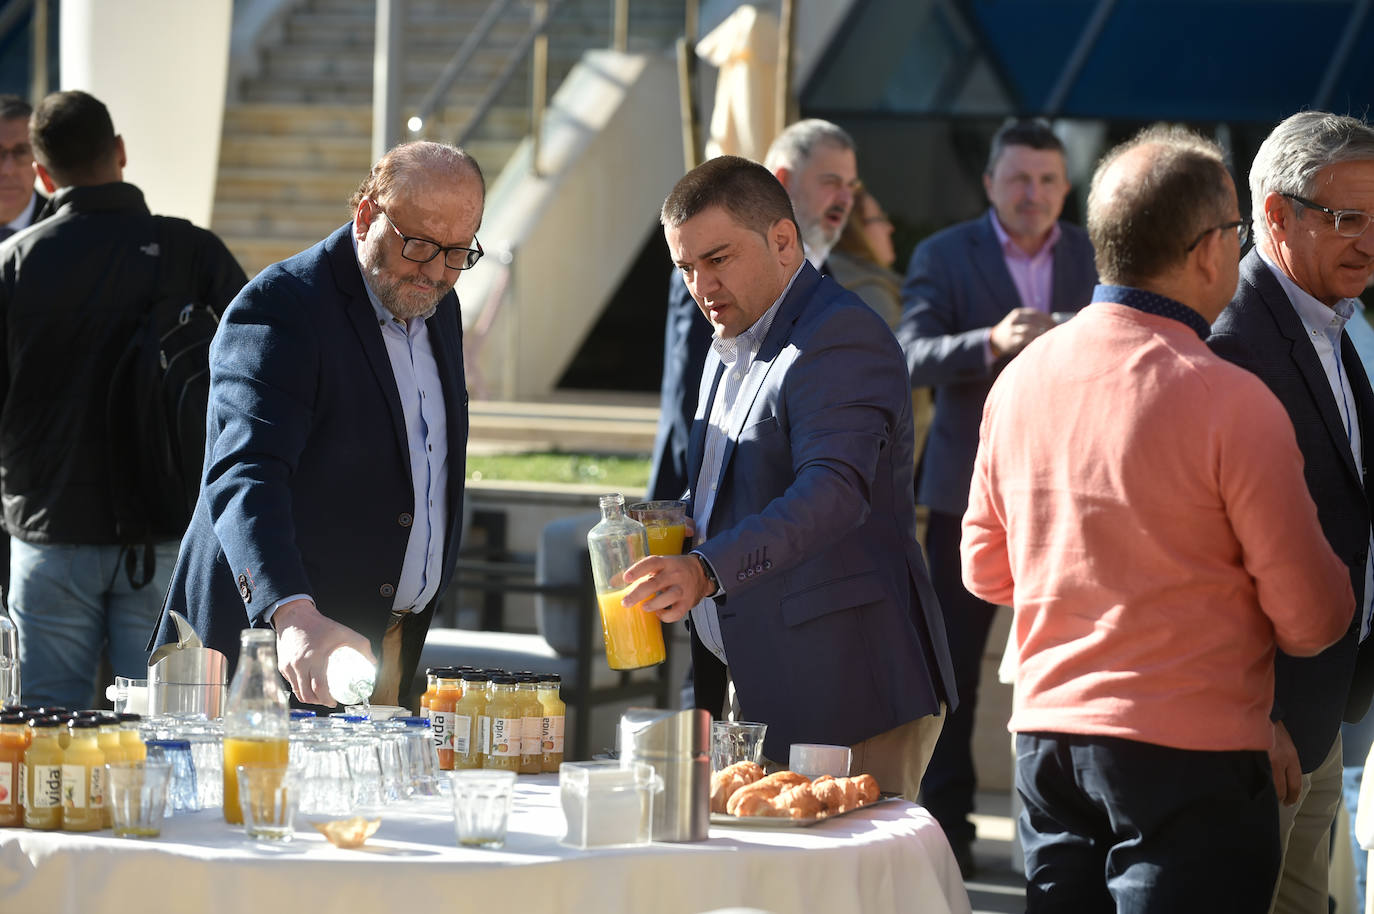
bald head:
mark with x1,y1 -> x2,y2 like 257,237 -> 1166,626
349,141 -> 485,217
1088,126 -> 1235,288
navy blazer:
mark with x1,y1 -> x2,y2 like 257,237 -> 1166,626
1209,248 -> 1374,772
646,269 -> 712,501
153,224 -> 469,692
686,263 -> 957,761
897,212 -> 1097,517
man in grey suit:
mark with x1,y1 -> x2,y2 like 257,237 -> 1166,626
622,155 -> 956,801
897,118 -> 1097,873
1208,111 -> 1374,914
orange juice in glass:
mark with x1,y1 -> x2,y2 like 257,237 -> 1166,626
588,494 -> 667,670
627,500 -> 688,556
222,737 -> 289,825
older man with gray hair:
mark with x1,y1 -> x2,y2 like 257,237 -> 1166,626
1210,111 -> 1374,914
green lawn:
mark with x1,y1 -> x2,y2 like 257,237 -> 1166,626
467,452 -> 650,489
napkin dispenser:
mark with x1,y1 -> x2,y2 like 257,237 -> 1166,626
619,707 -> 709,842
147,611 -> 227,718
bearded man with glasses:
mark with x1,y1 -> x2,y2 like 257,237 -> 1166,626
154,142 -> 483,711
1210,110 -> 1374,914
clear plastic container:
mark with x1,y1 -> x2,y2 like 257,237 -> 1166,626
559,760 -> 656,848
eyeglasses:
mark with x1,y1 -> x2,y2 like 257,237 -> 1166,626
1281,193 -> 1374,238
375,206 -> 483,270
1185,219 -> 1249,252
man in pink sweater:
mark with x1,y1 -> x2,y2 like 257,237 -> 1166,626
961,125 -> 1355,912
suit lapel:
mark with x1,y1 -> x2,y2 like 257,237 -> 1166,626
329,225 -> 413,474
688,357 -> 725,493
972,214 -> 1023,317
427,293 -> 469,564
1248,255 -> 1362,482
1342,332 -> 1374,502
1049,232 -> 1086,313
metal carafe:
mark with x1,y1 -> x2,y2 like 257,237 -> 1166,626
147,611 -> 227,717
619,707 -> 709,842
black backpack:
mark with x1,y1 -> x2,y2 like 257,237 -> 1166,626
105,218 -> 219,585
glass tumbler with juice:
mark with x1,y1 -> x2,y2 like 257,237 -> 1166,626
588,494 -> 666,670
627,500 -> 688,557
222,629 -> 290,824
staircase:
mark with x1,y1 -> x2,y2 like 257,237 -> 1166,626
215,0 -> 687,276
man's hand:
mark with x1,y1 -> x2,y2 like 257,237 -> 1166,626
1269,721 -> 1302,806
619,554 -> 712,624
989,308 -> 1057,358
271,598 -> 376,706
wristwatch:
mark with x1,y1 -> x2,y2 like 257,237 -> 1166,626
694,552 -> 721,597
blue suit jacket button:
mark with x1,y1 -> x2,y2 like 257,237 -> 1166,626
762,560 -> 772,570
237,574 -> 252,604
398,513 -> 413,527
736,571 -> 746,582
380,584 -> 396,598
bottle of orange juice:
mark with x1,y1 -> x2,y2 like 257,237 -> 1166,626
587,494 -> 666,670
0,712 -> 27,826
117,713 -> 146,762
515,674 -> 544,775
482,675 -> 522,772
61,717 -> 105,832
419,668 -> 440,720
429,669 -> 463,770
451,671 -> 488,769
221,629 -> 290,824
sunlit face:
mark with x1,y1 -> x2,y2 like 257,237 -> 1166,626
859,194 -> 895,268
983,145 -> 1071,251
355,178 -> 483,320
784,143 -> 858,253
0,117 -> 34,224
666,205 -> 798,339
1267,159 -> 1374,306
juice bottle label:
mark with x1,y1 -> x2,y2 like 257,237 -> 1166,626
88,767 -> 105,809
0,761 -> 12,805
488,717 -> 521,757
430,710 -> 451,750
31,764 -> 61,809
521,717 -> 542,757
542,715 -> 565,753
61,764 -> 86,809
479,716 -> 491,755
452,714 -> 473,755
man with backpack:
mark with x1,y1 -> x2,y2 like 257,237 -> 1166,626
0,90 -> 245,708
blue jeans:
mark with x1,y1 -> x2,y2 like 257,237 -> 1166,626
10,540 -> 179,708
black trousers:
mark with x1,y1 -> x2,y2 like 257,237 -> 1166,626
919,509 -> 999,845
1016,731 -> 1280,913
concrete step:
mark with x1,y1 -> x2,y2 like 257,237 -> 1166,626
217,166 -> 362,206
223,236 -> 324,277
212,200 -> 353,239
223,103 -> 372,137
218,132 -> 372,170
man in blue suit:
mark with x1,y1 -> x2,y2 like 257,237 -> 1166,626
897,119 -> 1097,873
1208,111 -> 1374,913
154,142 -> 480,709
622,155 -> 956,801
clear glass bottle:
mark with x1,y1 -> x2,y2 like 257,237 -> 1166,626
587,493 -> 665,669
326,646 -> 377,707
0,614 -> 18,709
221,629 -> 290,824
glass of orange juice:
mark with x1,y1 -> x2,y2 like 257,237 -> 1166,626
627,500 -> 688,556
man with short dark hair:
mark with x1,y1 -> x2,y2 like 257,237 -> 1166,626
0,90 -> 245,708
155,141 -> 480,710
896,118 -> 1097,874
0,96 -> 41,240
646,119 -> 859,502
964,124 -> 1353,910
1209,110 -> 1374,914
622,155 -> 955,801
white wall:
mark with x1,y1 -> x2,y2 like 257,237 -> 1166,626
59,0 -> 231,228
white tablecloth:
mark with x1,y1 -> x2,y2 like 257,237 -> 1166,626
0,775 -> 971,914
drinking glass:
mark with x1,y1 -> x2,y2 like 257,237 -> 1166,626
710,720 -> 768,771
627,500 -> 689,556
292,735 -> 356,817
144,739 -> 199,813
237,765 -> 297,842
343,733 -> 384,810
449,769 -> 517,848
402,718 -> 442,797
105,760 -> 171,838
788,743 -> 852,779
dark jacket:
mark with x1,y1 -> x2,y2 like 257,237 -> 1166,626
1209,248 -> 1374,772
0,182 -> 245,545
155,224 -> 469,692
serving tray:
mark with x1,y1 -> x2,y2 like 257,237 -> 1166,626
709,795 -> 899,829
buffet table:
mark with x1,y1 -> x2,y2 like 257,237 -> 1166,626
0,775 -> 970,914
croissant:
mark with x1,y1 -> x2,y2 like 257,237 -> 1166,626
710,761 -> 765,814
726,770 -> 809,816
811,773 -> 881,814
768,781 -> 824,818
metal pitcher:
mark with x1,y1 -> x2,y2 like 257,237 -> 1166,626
619,707 -> 710,842
147,611 -> 227,718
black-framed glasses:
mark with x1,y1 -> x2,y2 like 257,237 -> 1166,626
1185,219 -> 1249,252
1281,192 -> 1374,238
376,206 -> 483,270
